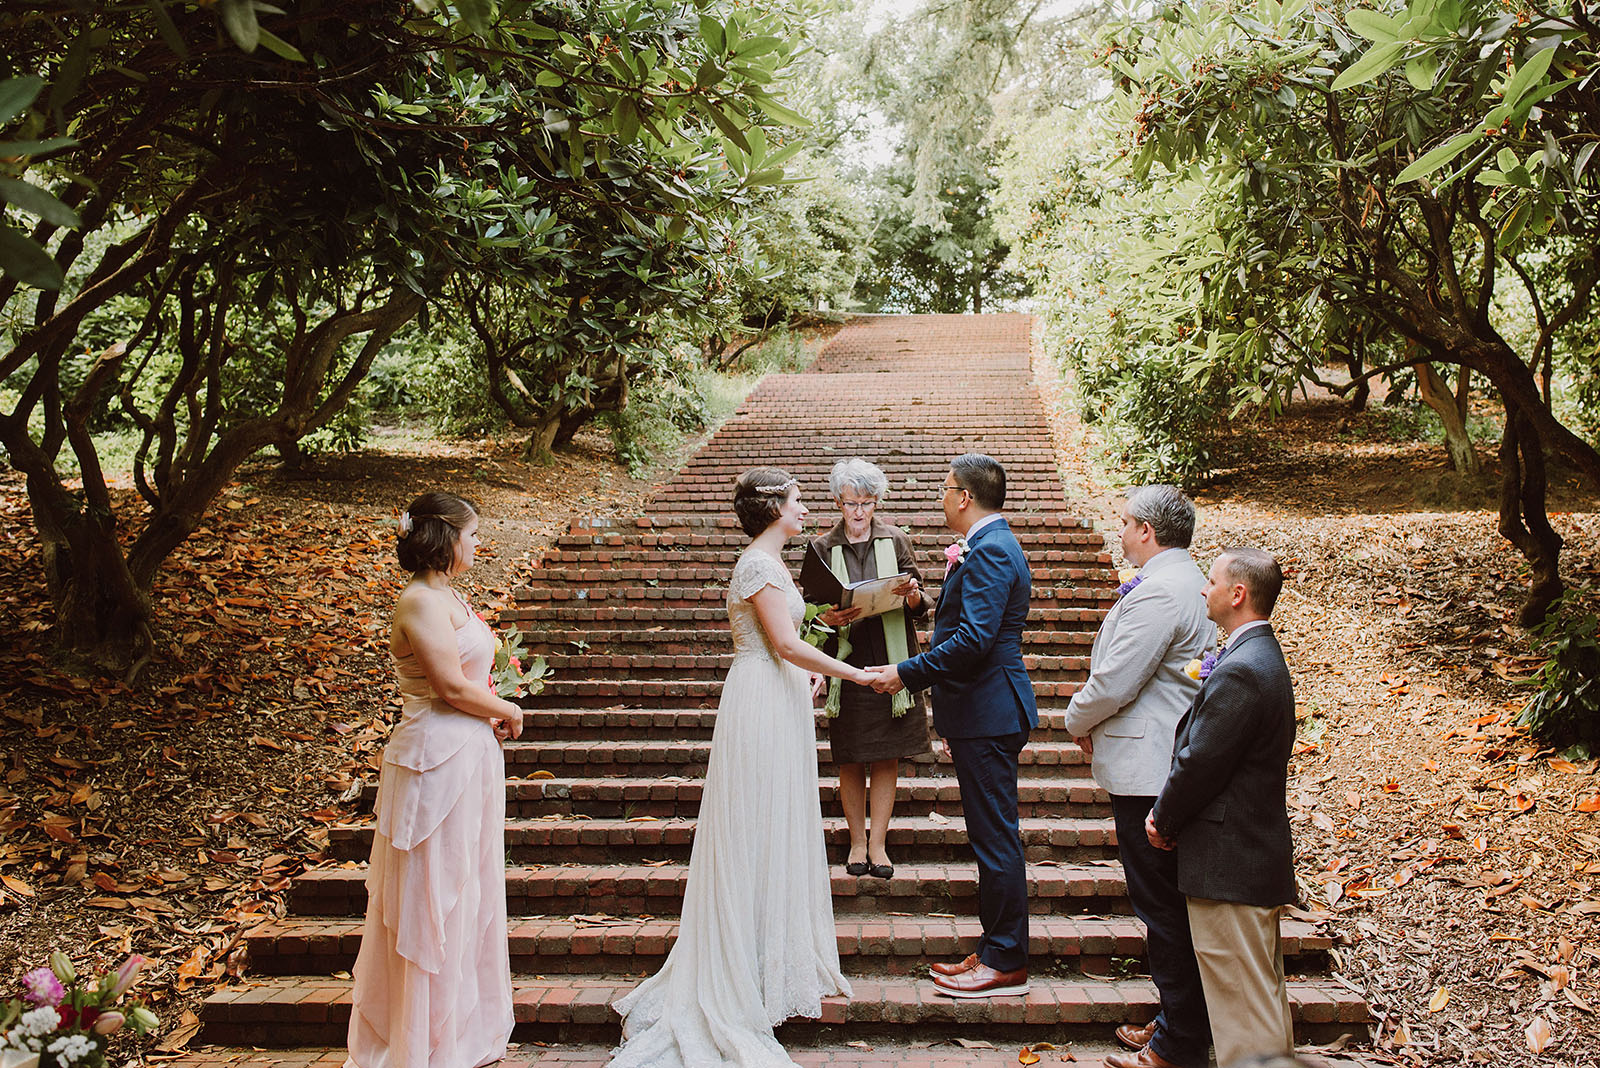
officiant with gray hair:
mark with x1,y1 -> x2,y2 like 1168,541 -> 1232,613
799,457 -> 933,880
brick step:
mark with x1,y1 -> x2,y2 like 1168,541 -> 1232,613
527,678 -> 1088,708
241,913 -> 1332,977
559,512 -> 1101,535
531,546 -> 1111,568
509,585 -> 1112,610
286,863 -> 1134,919
506,604 -> 1110,629
518,628 -> 1099,657
646,493 -> 1072,511
328,815 -> 1120,865
513,707 -> 1099,742
512,565 -> 1111,588
503,739 -> 1091,778
530,653 -> 1091,683
360,773 -> 1112,820
200,974 -> 1369,1047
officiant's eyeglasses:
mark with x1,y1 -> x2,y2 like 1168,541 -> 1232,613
839,498 -> 877,513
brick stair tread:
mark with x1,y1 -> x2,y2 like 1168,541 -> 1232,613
515,708 -> 1102,733
509,605 -> 1109,623
533,653 -> 1092,672
161,1044 -> 1387,1068
525,680 -> 1089,703
329,814 -> 1118,851
288,862 -> 1133,912
244,913 -> 1331,962
360,774 -> 1106,802
202,974 -> 1371,1027
504,740 -> 1091,768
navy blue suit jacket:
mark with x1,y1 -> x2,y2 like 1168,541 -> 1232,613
897,516 -> 1038,739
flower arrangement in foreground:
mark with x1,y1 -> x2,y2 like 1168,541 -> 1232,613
2,954 -> 158,1068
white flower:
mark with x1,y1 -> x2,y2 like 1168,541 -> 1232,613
16,1009 -> 59,1039
45,1034 -> 93,1065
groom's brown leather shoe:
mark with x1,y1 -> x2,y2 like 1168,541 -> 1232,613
1103,1046 -> 1182,1068
931,963 -> 1028,998
929,953 -> 979,978
1115,1021 -> 1158,1051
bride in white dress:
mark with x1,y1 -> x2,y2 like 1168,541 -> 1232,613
610,468 -> 873,1067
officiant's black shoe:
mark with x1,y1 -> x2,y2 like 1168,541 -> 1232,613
867,862 -> 894,879
844,860 -> 870,877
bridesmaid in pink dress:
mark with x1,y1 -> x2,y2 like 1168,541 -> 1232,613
346,491 -> 521,1068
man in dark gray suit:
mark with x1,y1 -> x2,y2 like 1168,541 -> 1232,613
1146,547 -> 1297,1067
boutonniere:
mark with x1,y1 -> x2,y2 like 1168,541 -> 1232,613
1184,648 -> 1221,681
1115,568 -> 1144,598
943,537 -> 969,576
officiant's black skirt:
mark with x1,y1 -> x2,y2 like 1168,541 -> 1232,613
830,675 -> 932,765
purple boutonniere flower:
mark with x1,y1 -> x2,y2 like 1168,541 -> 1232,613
1115,571 -> 1144,598
1185,649 -> 1221,682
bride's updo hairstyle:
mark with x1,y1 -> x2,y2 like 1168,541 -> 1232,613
397,491 -> 477,573
733,468 -> 798,537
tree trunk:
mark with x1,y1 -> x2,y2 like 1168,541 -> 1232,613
1415,361 -> 1481,475
27,475 -> 154,677
1497,408 -> 1565,625
1344,330 -> 1369,411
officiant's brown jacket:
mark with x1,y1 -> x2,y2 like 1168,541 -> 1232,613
800,517 -> 931,715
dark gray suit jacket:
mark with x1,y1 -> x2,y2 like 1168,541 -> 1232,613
1149,624 -> 1298,907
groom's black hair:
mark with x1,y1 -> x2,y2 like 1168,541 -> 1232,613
951,453 -> 1005,511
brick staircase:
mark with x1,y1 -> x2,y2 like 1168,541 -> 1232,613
202,314 -> 1369,1052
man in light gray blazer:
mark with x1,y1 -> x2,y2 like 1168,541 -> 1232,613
1066,486 -> 1216,1068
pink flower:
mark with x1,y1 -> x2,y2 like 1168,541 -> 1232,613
21,967 -> 64,1006
943,537 -> 969,577
108,954 -> 146,997
92,1011 -> 125,1035
510,656 -> 522,671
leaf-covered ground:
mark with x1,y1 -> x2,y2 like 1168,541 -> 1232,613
3,364 -> 1599,1065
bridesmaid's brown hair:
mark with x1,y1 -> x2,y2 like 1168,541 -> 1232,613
397,491 -> 477,573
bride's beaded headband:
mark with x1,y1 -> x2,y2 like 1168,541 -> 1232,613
751,478 -> 797,496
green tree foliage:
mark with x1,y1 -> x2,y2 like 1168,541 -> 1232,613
1005,0 -> 1600,624
1,0 -> 802,673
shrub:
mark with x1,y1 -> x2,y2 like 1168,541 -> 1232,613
1517,589 -> 1600,754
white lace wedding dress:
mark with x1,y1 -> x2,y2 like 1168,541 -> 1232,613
610,548 -> 850,1067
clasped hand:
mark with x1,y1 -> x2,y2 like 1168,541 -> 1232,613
856,663 -> 904,695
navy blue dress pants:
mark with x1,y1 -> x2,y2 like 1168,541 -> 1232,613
947,731 -> 1030,973
1112,794 -> 1211,1068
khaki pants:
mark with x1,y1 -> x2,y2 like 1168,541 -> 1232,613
1186,897 -> 1294,1066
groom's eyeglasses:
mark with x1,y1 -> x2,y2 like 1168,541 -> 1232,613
940,484 -> 969,500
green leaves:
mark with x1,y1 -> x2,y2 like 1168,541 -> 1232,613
1332,40 -> 1406,90
0,75 -> 79,291
1395,129 -> 1482,183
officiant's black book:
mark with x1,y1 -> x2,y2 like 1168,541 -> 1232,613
798,542 -> 908,620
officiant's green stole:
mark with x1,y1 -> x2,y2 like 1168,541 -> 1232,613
825,539 -> 911,717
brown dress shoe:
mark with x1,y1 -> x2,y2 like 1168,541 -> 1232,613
1115,1021 -> 1158,1051
1103,1045 -> 1182,1068
930,963 -> 1029,998
929,952 -> 980,977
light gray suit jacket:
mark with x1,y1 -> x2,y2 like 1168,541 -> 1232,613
1064,547 -> 1216,797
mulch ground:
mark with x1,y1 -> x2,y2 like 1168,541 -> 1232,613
3,343 -> 1599,1066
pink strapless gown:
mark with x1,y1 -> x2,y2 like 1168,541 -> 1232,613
345,607 -> 513,1068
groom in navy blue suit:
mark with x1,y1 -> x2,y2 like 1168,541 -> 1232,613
869,452 -> 1037,998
